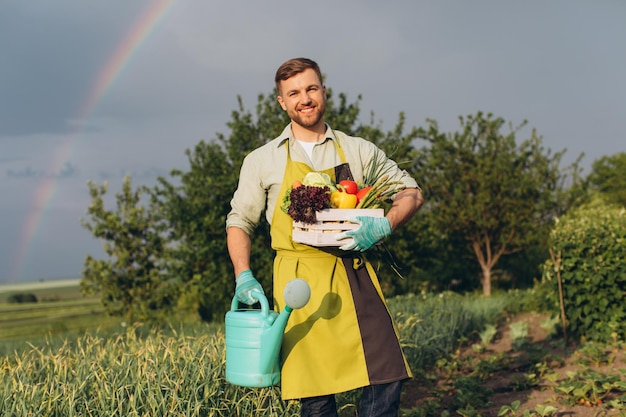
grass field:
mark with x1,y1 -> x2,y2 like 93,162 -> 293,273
0,288 -> 519,416
0,278 -> 118,347
4,282 -> 623,416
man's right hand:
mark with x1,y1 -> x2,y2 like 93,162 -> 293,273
235,270 -> 264,304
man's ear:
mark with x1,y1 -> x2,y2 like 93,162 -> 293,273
277,95 -> 287,111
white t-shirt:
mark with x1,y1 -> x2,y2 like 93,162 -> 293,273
297,140 -> 316,160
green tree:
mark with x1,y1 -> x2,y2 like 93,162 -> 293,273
148,141 -> 240,321
81,177 -> 174,321
415,112 -> 578,296
587,152 -> 626,207
149,94 -> 288,321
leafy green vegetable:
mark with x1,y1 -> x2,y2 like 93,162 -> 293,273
302,172 -> 336,190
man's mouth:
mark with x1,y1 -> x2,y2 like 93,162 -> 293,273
299,106 -> 315,114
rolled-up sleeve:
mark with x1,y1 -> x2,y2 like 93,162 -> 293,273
226,153 -> 267,236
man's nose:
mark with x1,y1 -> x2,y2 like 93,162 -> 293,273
301,92 -> 312,104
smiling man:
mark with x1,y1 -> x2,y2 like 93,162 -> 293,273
226,57 -> 424,417
276,64 -> 326,136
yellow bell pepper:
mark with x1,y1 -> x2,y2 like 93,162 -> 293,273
331,191 -> 357,209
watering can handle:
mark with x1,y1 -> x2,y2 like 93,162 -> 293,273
230,289 -> 270,317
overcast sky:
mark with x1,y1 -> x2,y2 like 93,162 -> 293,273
1,1 -> 624,283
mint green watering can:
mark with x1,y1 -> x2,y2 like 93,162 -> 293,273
225,278 -> 311,387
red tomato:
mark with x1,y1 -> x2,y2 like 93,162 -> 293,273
338,180 -> 358,194
356,186 -> 373,204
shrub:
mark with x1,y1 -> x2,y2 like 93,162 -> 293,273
7,293 -> 38,303
542,199 -> 626,342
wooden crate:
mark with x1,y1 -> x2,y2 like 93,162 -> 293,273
292,208 -> 384,247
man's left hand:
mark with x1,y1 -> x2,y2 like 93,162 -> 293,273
336,216 -> 392,252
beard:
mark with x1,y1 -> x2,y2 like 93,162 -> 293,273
289,100 -> 326,129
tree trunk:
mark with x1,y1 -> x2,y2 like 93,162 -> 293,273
481,266 -> 492,296
472,240 -> 494,297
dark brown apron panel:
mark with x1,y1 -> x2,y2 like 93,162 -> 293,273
342,257 -> 410,383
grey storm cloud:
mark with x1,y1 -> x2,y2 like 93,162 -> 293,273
0,156 -> 26,164
0,2 -> 145,137
1,0 -> 625,283
6,167 -> 46,179
95,167 -> 169,181
6,162 -> 78,179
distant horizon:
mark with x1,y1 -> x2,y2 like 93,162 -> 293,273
0,278 -> 81,292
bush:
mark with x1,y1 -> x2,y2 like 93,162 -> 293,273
7,293 -> 38,303
542,199 -> 626,342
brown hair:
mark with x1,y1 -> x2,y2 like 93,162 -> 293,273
274,57 -> 323,93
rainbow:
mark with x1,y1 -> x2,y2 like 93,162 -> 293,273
10,0 -> 177,281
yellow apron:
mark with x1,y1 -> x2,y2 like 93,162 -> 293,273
270,138 -> 411,400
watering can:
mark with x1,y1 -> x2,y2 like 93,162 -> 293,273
225,278 -> 311,387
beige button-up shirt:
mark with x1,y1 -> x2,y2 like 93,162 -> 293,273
226,123 -> 419,235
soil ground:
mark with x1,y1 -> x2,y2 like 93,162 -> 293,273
400,312 -> 626,417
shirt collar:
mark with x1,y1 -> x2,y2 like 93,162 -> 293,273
276,123 -> 335,147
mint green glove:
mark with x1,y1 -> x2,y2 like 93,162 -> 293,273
235,270 -> 264,304
336,216 -> 392,252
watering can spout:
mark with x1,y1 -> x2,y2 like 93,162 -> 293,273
259,305 -> 293,373
258,276 -> 311,374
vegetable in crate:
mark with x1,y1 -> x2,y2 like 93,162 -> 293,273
281,156 -> 409,223
338,180 -> 358,194
330,190 -> 357,208
355,150 -> 408,208
282,184 -> 331,224
302,172 -> 336,189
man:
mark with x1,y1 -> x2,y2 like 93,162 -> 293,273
226,57 -> 423,417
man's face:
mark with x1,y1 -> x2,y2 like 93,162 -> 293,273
277,68 -> 326,131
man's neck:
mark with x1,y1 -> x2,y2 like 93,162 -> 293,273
291,121 -> 326,143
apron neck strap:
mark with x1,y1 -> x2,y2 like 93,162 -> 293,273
286,129 -> 348,164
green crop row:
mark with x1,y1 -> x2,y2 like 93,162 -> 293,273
391,291 -> 516,371
0,291 -> 528,416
